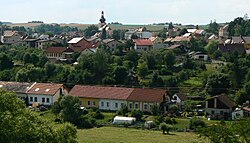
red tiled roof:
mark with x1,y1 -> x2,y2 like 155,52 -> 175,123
135,39 -> 153,46
4,30 -> 17,37
46,47 -> 66,53
26,83 -> 63,95
69,85 -> 134,100
128,88 -> 166,102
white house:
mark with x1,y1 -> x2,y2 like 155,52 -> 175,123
171,93 -> 187,109
0,81 -> 32,100
26,82 -> 68,106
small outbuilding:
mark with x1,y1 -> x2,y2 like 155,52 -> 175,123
112,116 -> 136,124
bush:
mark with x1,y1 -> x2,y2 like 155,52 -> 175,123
154,116 -> 165,125
159,123 -> 173,134
117,104 -> 128,116
131,110 -> 144,121
90,109 -> 104,119
189,118 -> 206,130
78,116 -> 94,129
164,117 -> 173,124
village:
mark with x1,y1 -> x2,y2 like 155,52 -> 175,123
1,10 -> 250,143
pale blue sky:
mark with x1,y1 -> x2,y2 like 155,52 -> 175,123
0,0 -> 249,24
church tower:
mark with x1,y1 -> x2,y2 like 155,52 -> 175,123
98,11 -> 110,39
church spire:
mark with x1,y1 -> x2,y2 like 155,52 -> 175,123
99,11 -> 106,24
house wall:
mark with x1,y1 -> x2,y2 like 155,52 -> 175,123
136,32 -> 152,39
99,99 -> 127,111
69,39 -> 89,49
16,93 -> 27,100
127,101 -> 158,112
28,94 -> 54,106
3,33 -> 22,44
153,43 -> 168,49
232,110 -> 244,120
205,108 -> 232,116
106,41 -> 121,51
46,53 -> 63,60
134,45 -> 151,52
79,97 -> 99,108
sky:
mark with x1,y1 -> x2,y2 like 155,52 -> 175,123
0,0 -> 250,25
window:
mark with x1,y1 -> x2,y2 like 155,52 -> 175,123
93,101 -> 96,106
34,97 -> 37,102
42,98 -> 45,103
121,103 -> 124,107
30,97 -> 33,102
135,103 -> 138,109
129,103 -> 132,109
107,102 -> 109,107
220,111 -> 224,115
211,110 -> 215,114
115,103 -> 118,108
46,98 -> 50,103
101,102 -> 104,107
149,104 -> 152,109
144,104 -> 148,110
87,101 -> 91,106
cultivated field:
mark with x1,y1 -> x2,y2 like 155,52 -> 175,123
77,126 -> 206,143
7,23 -> 165,31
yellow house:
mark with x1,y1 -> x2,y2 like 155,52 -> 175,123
79,97 -> 99,108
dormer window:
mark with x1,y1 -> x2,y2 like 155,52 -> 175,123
45,89 -> 50,92
35,88 -> 39,92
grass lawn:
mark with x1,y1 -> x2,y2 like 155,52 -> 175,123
77,127 -> 205,143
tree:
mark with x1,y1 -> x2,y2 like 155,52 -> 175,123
84,25 -> 98,38
131,110 -> 144,121
137,62 -> 148,79
150,71 -> 164,87
117,104 -> 128,116
0,89 -> 77,143
0,53 -> 13,70
205,73 -> 231,95
207,21 -> 219,34
159,123 -> 173,134
112,29 -> 122,40
205,40 -> 219,57
164,50 -> 175,68
198,119 -> 250,143
151,104 -> 161,116
113,66 -> 128,84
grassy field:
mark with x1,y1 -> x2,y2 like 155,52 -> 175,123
77,127 -> 205,143
7,23 -> 165,31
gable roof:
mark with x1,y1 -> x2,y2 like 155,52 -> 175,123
218,43 -> 245,54
174,93 -> 187,101
26,83 -> 63,95
128,88 -> 166,102
46,47 -> 66,53
134,39 -> 153,46
68,37 -> 84,44
4,30 -> 18,37
69,85 -> 134,100
208,95 -> 237,108
0,81 -> 32,93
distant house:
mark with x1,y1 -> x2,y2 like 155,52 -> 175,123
127,88 -> 168,112
36,39 -> 57,49
218,43 -> 245,54
0,81 -> 32,100
22,37 -> 38,48
46,47 -> 74,62
134,39 -> 153,52
69,85 -> 168,112
68,37 -> 99,52
219,24 -> 229,41
190,51 -> 209,61
232,107 -> 250,120
171,93 -> 187,110
2,30 -> 23,45
124,27 -> 152,40
26,83 -> 68,106
205,95 -> 237,120
102,39 -> 122,51
69,85 -> 133,110
167,44 -> 188,53
208,34 -> 218,41
225,36 -> 250,49
149,37 -> 168,49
